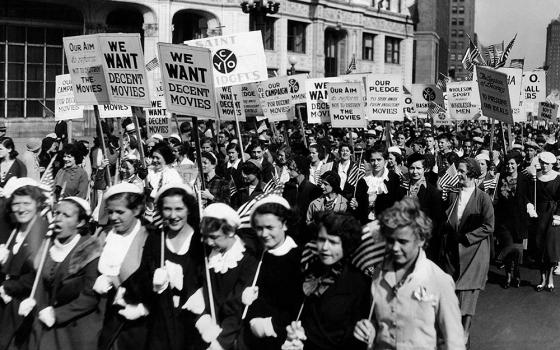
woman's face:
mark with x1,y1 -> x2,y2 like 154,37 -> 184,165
49,141 -> 59,153
317,225 -> 344,266
408,160 -> 425,181
477,159 -> 488,175
370,152 -> 386,175
385,225 -> 424,268
387,153 -> 397,168
201,142 -> 213,153
277,151 -> 287,165
11,195 -> 39,225
161,195 -> 188,232
106,197 -> 139,234
63,153 -> 76,168
506,158 -> 518,175
53,201 -> 83,239
0,144 -> 10,159
540,160 -> 554,174
340,146 -> 351,161
152,151 -> 165,171
457,162 -> 472,187
203,228 -> 233,252
120,161 -> 135,179
320,181 -> 333,195
201,157 -> 215,174
309,147 -> 320,163
253,213 -> 286,250
227,148 -> 239,162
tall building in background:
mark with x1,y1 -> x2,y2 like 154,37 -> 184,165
412,0 -> 449,84
447,0 -> 476,81
546,15 -> 560,94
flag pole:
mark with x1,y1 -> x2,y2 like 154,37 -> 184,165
230,93 -> 247,162
241,250 -> 265,320
93,105 -> 112,188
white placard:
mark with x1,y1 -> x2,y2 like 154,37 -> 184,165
305,77 -> 343,124
476,66 -> 513,124
498,68 -> 523,122
411,84 -> 444,115
365,74 -> 404,121
447,81 -> 480,120
240,83 -> 263,117
147,116 -> 172,137
217,85 -> 246,122
328,82 -> 366,128
55,74 -> 84,120
538,101 -> 558,122
98,104 -> 132,119
257,74 -> 307,122
522,70 -> 546,115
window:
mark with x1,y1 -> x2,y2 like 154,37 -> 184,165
452,6 -> 457,13
250,15 -> 276,50
458,53 -> 463,61
458,18 -> 464,26
458,41 -> 464,49
450,53 -> 456,61
451,18 -> 457,26
450,41 -> 457,49
458,6 -> 464,14
385,37 -> 400,64
362,33 -> 375,61
451,30 -> 457,37
287,21 -> 306,53
458,29 -> 464,37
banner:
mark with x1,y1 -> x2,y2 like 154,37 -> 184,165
305,77 -> 343,124
538,101 -> 558,122
498,68 -> 523,122
98,104 -> 132,119
147,116 -> 172,137
402,87 -> 417,119
257,74 -> 307,122
55,74 -> 84,120
63,34 -> 110,105
185,31 -> 267,87
328,82 -> 366,128
522,70 -> 546,115
365,74 -> 404,121
476,66 -> 513,124
217,85 -> 246,122
158,43 -> 217,118
446,81 -> 480,120
411,84 -> 444,115
240,83 -> 263,117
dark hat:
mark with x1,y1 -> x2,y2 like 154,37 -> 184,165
407,153 -> 426,168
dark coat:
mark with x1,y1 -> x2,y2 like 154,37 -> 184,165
416,182 -> 445,263
331,161 -> 355,202
29,235 -> 103,350
282,178 -> 322,243
224,161 -> 244,190
0,158 -> 27,187
260,158 -> 275,184
494,172 -> 531,243
231,181 -> 264,210
352,171 -> 405,225
441,188 -> 495,290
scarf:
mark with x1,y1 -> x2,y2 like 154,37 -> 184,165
303,261 -> 344,297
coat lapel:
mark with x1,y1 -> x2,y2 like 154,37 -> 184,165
457,188 -> 478,232
117,226 -> 148,285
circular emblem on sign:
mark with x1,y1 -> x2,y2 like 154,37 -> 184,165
422,87 -> 436,102
438,111 -> 446,120
213,49 -> 237,74
288,79 -> 299,93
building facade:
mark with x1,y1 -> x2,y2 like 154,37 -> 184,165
412,0 -> 449,84
546,15 -> 560,95
447,0 -> 475,81
0,0 -> 414,140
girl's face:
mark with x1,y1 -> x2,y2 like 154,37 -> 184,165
317,225 -> 344,266
340,147 -> 351,161
120,161 -> 135,179
386,225 -> 424,268
152,152 -> 165,171
53,201 -> 83,240
370,152 -> 386,175
408,160 -> 425,181
506,159 -> 518,175
106,197 -> 139,234
309,147 -> 320,163
11,195 -> 39,225
64,153 -> 77,168
201,157 -> 215,174
161,195 -> 188,232
203,228 -> 234,253
253,213 -> 287,250
0,144 -> 10,159
478,159 -> 488,175
387,154 -> 397,168
320,181 -> 333,195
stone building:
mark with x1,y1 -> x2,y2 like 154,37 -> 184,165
546,15 -> 560,95
447,0 -> 475,80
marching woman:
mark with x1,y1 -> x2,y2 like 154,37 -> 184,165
28,197 -> 103,350
283,213 -> 370,350
0,178 -> 49,350
201,203 -> 258,350
306,171 -> 348,225
141,183 -> 207,350
239,195 -> 304,350
54,143 -> 89,199
95,183 -> 152,350
147,144 -> 183,200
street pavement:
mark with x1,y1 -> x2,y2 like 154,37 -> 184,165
471,265 -> 560,350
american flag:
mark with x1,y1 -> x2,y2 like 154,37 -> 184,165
436,74 -> 450,92
427,101 -> 446,119
345,54 -> 357,74
237,181 -> 286,230
40,157 -> 56,193
509,58 -> 524,70
495,34 -> 517,69
486,42 -> 504,67
229,180 -> 238,198
262,177 -> 280,193
462,39 -> 481,72
145,57 -> 159,71
346,161 -> 366,187
437,163 -> 459,200
483,173 -> 500,193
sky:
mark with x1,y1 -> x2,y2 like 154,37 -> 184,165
475,0 -> 560,69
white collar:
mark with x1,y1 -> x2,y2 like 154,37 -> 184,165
166,228 -> 194,255
268,236 -> 297,256
207,236 -> 246,274
228,159 -> 241,168
50,234 -> 81,263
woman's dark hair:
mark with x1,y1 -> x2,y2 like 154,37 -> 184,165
338,142 -> 352,154
365,147 -> 388,161
389,151 -> 403,165
445,151 -> 459,165
7,185 -> 48,214
151,143 -> 175,165
63,143 -> 85,165
292,155 -> 311,177
406,153 -> 426,168
505,151 -> 523,167
106,192 -> 145,217
456,157 -> 482,179
240,161 -> 261,178
309,143 -> 325,160
226,142 -> 241,156
274,145 -> 291,162
156,188 -> 200,231
201,151 -> 218,165
201,138 -> 216,151
201,217 -> 236,237
251,203 -> 292,227
59,198 -> 91,235
378,197 -> 433,242
122,158 -> 140,174
320,171 -> 341,193
0,137 -> 18,159
317,213 -> 362,258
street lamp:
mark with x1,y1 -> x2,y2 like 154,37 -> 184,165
289,56 -> 297,75
240,0 -> 280,15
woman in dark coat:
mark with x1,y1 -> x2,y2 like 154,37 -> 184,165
0,137 -> 27,188
329,143 -> 355,202
54,143 -> 89,199
283,213 -> 369,350
0,179 -> 49,350
441,158 -> 494,345
28,197 -> 103,350
95,183 -> 151,350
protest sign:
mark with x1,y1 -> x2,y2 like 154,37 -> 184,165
98,104 -> 132,119
145,66 -> 170,119
217,85 -> 246,122
63,34 -> 110,105
522,70 -> 546,115
365,74 -> 404,121
147,116 -> 172,137
96,33 -> 150,107
538,101 -> 558,122
411,84 -> 444,115
257,74 -> 307,122
240,83 -> 263,117
185,31 -> 267,87
447,81 -> 480,120
476,66 -> 513,124
402,87 -> 417,119
498,68 -> 524,122
158,43 -> 217,119
328,82 -> 366,128
305,77 -> 343,124
55,74 -> 84,120
175,164 -> 199,186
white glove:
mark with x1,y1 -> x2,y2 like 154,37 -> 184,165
153,267 -> 169,293
527,203 -> 538,218
207,339 -> 225,350
241,286 -> 259,306
286,321 -> 307,341
113,287 -> 127,307
93,275 -> 113,295
553,215 -> 560,227
250,317 -> 277,338
18,298 -> 36,317
281,339 -> 304,350
38,306 -> 56,327
0,244 -> 9,265
183,288 -> 205,315
195,314 -> 222,343
118,303 -> 149,320
432,164 -> 438,173
0,285 -> 12,304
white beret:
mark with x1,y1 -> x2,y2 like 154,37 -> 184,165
539,151 -> 556,164
169,133 -> 181,143
387,146 -> 402,155
154,182 -> 194,202
63,196 -> 92,216
125,123 -> 136,132
152,134 -> 164,141
103,183 -> 143,202
3,177 -> 49,198
475,153 -> 490,162
512,143 -> 523,150
203,203 -> 241,227
251,194 -> 290,218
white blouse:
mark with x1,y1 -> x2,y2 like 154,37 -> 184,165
98,220 -> 141,276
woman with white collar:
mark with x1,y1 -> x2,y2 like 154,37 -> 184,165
200,203 -> 258,350
95,183 -> 151,350
306,171 -> 348,226
238,195 -> 304,350
0,178 -> 49,350
28,197 -> 103,350
350,148 -> 405,225
143,183 -> 207,350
